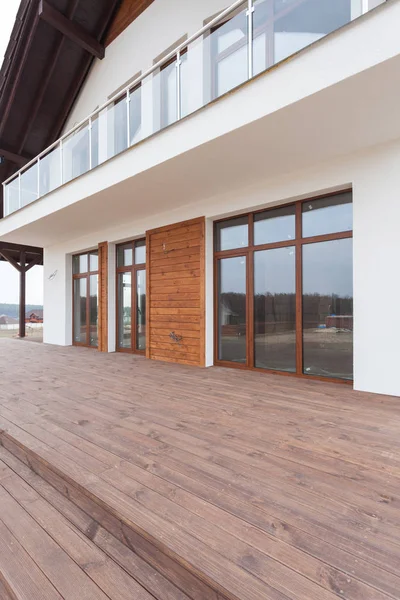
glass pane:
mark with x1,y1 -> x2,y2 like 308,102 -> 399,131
89,275 -> 98,347
254,205 -> 296,245
254,247 -> 296,372
39,146 -> 61,196
136,270 -> 146,351
73,254 -> 88,274
181,38 -> 203,117
135,240 -> 146,264
212,4 -> 248,99
91,98 -> 127,167
74,278 -> 87,344
129,85 -> 142,146
20,162 -> 38,209
253,0 -> 354,76
118,272 -> 132,349
160,59 -> 178,128
90,252 -> 99,272
218,256 -> 247,363
216,216 -> 248,251
63,123 -> 90,184
303,238 -> 353,380
140,69 -> 165,141
302,193 -> 352,238
117,244 -> 133,267
5,178 -> 20,215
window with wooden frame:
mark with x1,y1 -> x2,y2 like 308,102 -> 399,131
72,251 -> 99,348
214,191 -> 353,382
116,239 -> 146,354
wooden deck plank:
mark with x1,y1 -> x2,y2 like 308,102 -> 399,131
0,485 -> 112,600
0,461 -> 157,600
0,339 -> 399,600
0,520 -> 63,600
0,448 -> 192,600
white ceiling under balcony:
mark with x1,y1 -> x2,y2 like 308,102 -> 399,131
1,0 -> 400,247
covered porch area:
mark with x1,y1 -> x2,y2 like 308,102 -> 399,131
0,338 -> 399,600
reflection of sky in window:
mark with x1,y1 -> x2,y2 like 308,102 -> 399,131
220,239 -> 352,297
254,212 -> 295,245
303,238 -> 353,297
220,256 -> 246,294
302,195 -> 352,237
217,218 -> 248,251
255,247 -> 295,294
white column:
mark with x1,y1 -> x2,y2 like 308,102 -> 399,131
108,243 -> 116,352
353,141 -> 400,396
43,248 -> 72,346
205,217 -> 214,367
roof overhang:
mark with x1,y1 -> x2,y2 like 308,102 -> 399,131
0,0 -> 122,216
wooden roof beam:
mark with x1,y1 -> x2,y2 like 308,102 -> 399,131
0,146 -> 30,167
38,1 -> 105,60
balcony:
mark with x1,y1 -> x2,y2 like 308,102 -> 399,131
2,0 -> 380,217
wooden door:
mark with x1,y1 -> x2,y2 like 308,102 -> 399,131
146,217 -> 205,366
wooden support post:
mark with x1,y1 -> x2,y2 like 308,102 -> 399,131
19,250 -> 26,338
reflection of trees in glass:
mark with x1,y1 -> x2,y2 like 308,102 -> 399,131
89,294 -> 98,323
255,292 -> 296,334
221,292 -> 353,332
137,294 -> 146,325
303,293 -> 353,329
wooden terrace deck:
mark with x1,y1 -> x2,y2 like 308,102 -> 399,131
0,338 -> 399,600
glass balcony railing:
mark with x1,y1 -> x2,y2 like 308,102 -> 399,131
2,0 -> 374,216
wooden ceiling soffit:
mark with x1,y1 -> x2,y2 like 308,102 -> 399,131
38,0 -> 105,60
106,0 -> 155,46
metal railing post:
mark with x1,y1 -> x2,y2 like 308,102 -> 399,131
247,0 -> 254,79
37,157 -> 40,199
176,51 -> 182,121
88,118 -> 93,170
126,90 -> 131,147
18,173 -> 22,209
59,139 -> 63,185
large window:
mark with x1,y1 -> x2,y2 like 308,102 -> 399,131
215,191 -> 353,381
72,251 -> 99,347
116,239 -> 146,353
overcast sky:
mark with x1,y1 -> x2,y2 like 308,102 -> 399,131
0,1 -> 43,306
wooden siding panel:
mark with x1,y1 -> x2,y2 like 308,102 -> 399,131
105,0 -> 155,46
98,242 -> 108,353
147,218 -> 205,367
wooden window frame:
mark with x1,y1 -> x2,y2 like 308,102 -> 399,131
116,239 -> 146,355
214,190 -> 353,385
72,250 -> 99,349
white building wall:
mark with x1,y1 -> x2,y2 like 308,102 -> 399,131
43,138 -> 400,397
63,0 -> 230,131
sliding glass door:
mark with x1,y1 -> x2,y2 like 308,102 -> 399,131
72,251 -> 98,347
116,239 -> 146,354
215,192 -> 353,381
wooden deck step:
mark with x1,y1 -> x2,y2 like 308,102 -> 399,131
0,432 -> 233,600
0,427 -> 289,600
0,445 -> 191,600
